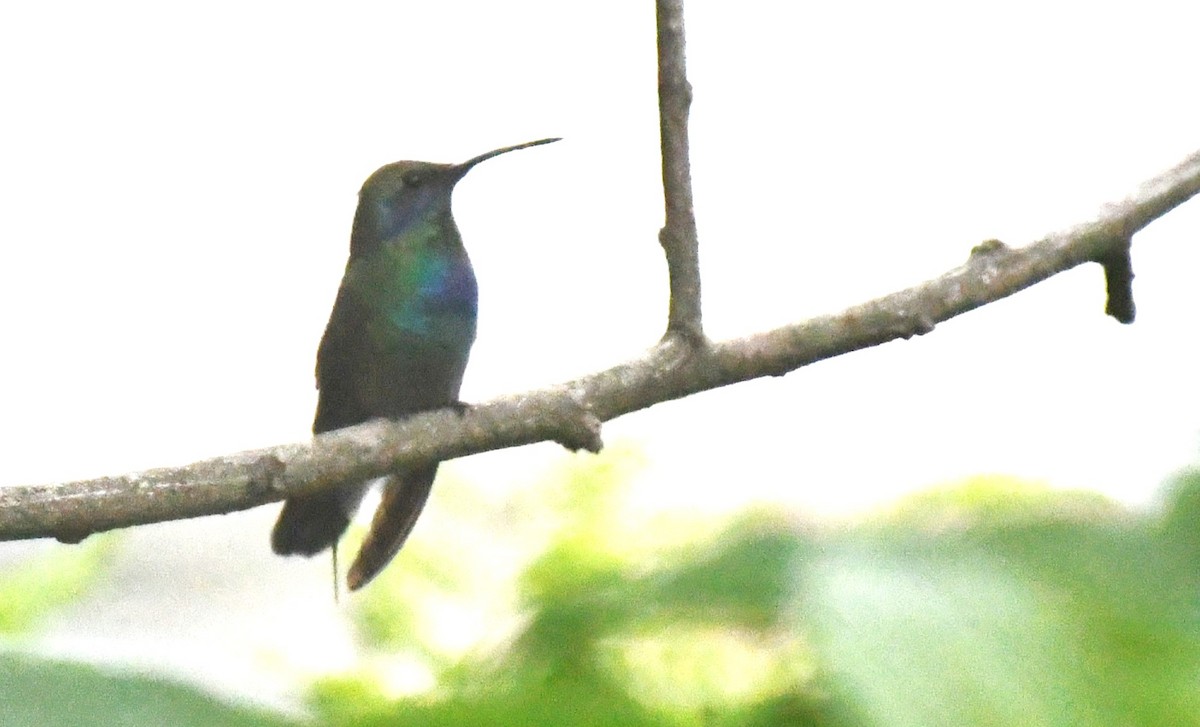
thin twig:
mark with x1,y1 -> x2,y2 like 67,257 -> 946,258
656,0 -> 704,343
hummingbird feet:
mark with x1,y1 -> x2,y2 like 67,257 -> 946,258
449,400 -> 472,416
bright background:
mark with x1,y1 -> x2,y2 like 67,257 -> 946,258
1,0 -> 1198,713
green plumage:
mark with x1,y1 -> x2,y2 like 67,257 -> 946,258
271,138 -> 559,590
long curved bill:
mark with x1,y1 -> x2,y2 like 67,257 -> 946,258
455,137 -> 561,176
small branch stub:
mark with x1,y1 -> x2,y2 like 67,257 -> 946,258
1099,240 -> 1136,324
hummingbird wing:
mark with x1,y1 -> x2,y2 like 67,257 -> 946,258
346,466 -> 437,590
271,283 -> 375,557
273,238 -> 475,579
271,489 -> 362,556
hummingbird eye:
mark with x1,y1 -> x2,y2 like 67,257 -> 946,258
402,171 -> 424,187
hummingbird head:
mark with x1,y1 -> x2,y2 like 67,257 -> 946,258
350,138 -> 560,257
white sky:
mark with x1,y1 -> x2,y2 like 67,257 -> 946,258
1,0 -> 1198,708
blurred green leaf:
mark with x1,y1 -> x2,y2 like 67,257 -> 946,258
1157,467 -> 1200,557
644,515 -> 811,629
521,442 -> 647,603
318,446 -> 841,726
0,536 -> 117,635
800,476 -> 1200,726
0,653 -> 298,727
316,460 -> 1200,727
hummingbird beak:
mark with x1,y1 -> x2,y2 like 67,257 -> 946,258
453,137 -> 561,179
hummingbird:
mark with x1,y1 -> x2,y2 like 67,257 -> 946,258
271,137 -> 560,591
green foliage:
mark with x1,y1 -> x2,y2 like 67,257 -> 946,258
312,462 -> 1200,727
0,536 -> 117,635
0,535 -> 299,726
314,446 -> 864,725
0,653 -> 298,727
800,473 -> 1200,726
9,457 -> 1200,726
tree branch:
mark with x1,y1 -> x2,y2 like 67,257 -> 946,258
2,147 -> 1198,544
4,0 -> 1200,547
656,0 -> 703,343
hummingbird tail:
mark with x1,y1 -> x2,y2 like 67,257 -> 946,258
346,466 -> 438,591
271,492 -> 353,556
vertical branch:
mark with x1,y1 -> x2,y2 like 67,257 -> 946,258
656,0 -> 705,343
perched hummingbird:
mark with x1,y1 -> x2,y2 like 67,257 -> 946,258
271,138 -> 560,591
